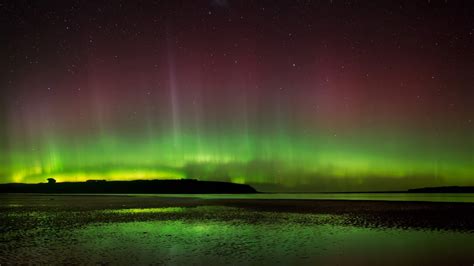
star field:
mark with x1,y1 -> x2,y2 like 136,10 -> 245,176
0,0 -> 473,191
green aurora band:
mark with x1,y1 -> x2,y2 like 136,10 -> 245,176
2,1 -> 473,191
3,123 -> 473,191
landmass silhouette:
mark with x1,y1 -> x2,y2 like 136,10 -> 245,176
1,179 -> 473,194
407,186 -> 474,193
0,179 -> 258,194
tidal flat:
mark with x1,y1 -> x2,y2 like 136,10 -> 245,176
1,194 -> 473,265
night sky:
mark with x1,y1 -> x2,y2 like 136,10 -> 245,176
1,0 -> 473,191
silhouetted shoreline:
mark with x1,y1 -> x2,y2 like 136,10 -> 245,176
0,179 -> 258,194
1,181 -> 473,194
407,186 -> 474,193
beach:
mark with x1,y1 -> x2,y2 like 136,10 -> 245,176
1,194 -> 473,265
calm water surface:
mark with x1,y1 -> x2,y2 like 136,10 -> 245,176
1,194 -> 473,265
145,192 -> 474,203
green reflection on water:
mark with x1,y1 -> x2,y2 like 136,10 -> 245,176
73,214 -> 474,265
2,205 -> 474,265
106,207 -> 185,214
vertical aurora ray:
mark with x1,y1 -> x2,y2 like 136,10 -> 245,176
1,1 -> 473,191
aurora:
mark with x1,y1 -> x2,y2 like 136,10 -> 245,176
1,1 -> 472,192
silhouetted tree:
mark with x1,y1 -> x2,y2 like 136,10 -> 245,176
47,178 -> 56,184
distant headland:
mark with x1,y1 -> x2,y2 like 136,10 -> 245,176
0,179 -> 258,194
407,186 -> 474,193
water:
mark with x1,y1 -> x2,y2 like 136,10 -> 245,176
140,192 -> 474,203
1,194 -> 473,265
4,192 -> 474,203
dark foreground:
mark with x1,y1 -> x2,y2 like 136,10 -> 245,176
1,194 -> 473,265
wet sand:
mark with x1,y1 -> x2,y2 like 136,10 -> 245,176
1,194 -> 473,265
